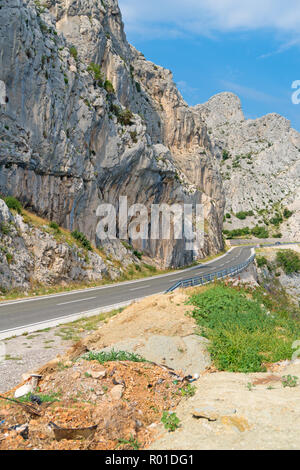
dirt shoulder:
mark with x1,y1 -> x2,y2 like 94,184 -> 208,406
151,361 -> 300,450
1,284 -> 300,450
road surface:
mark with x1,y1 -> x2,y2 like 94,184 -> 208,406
0,246 -> 252,337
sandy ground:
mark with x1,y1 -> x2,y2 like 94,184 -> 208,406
151,361 -> 300,450
0,329 -> 74,393
78,291 -> 195,351
0,312 -> 116,393
0,290 -> 196,393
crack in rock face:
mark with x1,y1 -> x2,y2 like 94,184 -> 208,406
0,81 -> 6,105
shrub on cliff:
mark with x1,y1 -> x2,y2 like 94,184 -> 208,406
4,196 -> 22,214
251,225 -> 269,238
104,80 -> 115,94
71,230 -> 93,251
118,109 -> 134,126
276,250 -> 300,275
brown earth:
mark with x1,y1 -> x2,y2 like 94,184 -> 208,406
0,359 -> 188,450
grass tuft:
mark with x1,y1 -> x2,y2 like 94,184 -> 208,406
83,349 -> 147,364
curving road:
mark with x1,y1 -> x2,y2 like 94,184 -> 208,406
0,246 -> 253,338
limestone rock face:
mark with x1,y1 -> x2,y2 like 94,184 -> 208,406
195,92 -> 300,240
0,0 -> 225,269
0,200 -> 137,291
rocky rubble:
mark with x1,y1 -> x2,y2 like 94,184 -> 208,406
0,199 -> 138,291
255,245 -> 300,301
0,358 -> 187,450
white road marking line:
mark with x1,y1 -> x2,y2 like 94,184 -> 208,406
129,285 -> 151,291
57,297 -> 97,306
0,249 -> 238,307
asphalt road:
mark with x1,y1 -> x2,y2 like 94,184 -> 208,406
0,246 -> 252,336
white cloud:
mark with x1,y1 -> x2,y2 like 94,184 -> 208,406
219,80 -> 284,105
119,0 -> 300,37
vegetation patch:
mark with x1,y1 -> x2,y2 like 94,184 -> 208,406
256,256 -> 268,268
3,196 -> 22,214
69,46 -> 78,60
188,283 -> 300,373
87,62 -> 104,87
83,349 -> 148,364
161,411 -> 181,432
71,230 -> 93,251
276,250 -> 300,275
104,79 -> 115,94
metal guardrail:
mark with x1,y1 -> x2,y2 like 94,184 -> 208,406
166,254 -> 256,293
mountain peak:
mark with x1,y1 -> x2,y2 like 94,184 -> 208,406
194,92 -> 244,128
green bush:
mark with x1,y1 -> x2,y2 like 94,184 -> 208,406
256,256 -> 268,268
251,225 -> 269,239
161,412 -> 180,432
283,208 -> 293,219
188,284 -> 300,373
270,215 -> 283,226
69,46 -> 78,60
87,62 -> 104,87
6,253 -> 13,264
0,223 -> 11,235
130,131 -> 138,143
143,263 -> 157,273
118,109 -> 134,126
236,211 -> 247,220
223,227 -> 250,238
49,221 -> 60,233
71,230 -> 93,251
110,103 -> 121,117
235,211 -> 254,220
133,249 -> 143,260
276,250 -> 300,275
222,150 -> 230,161
4,196 -> 22,214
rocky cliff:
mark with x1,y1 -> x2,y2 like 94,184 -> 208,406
0,0 -> 225,270
195,93 -> 300,240
0,198 -> 144,292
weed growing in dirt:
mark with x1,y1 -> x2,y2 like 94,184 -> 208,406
83,349 -> 147,364
116,434 -> 141,450
188,283 -> 300,373
18,392 -> 61,403
179,384 -> 196,397
161,411 -> 180,432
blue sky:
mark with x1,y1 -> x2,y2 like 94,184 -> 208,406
119,0 -> 300,131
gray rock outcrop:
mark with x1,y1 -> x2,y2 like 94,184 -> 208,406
0,199 -> 138,291
0,0 -> 225,269
195,92 -> 300,240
